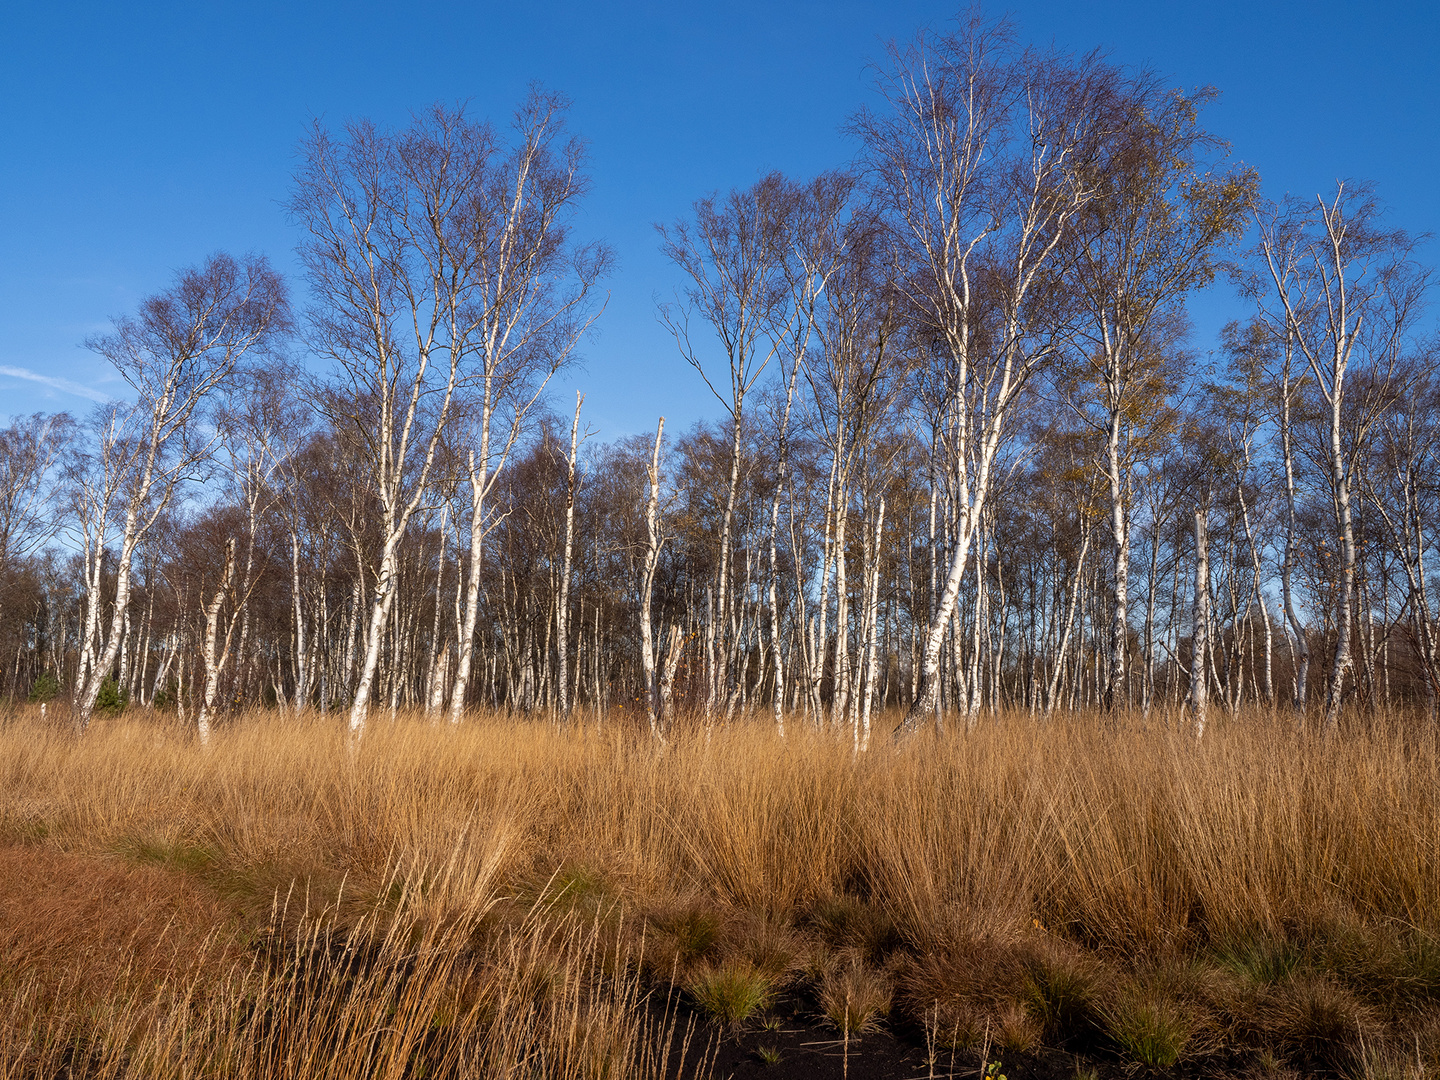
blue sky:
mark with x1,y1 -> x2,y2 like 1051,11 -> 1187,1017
2,1 -> 1437,437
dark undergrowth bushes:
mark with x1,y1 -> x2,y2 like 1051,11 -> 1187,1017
1,705 -> 1437,1077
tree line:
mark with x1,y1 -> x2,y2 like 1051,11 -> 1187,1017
1,17 -> 1435,742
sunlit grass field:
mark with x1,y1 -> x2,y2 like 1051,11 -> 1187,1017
2,704 -> 1437,1078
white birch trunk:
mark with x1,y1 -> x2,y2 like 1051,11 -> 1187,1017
556,394 -> 583,721
290,532 -> 309,713
1105,403 -> 1131,713
1191,508 -> 1210,739
639,419 -> 666,740
857,496 -> 885,752
196,538 -> 237,747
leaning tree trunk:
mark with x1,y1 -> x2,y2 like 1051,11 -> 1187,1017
196,538 -> 238,747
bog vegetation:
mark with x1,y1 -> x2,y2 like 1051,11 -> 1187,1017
2,706 -> 1438,1078
1,7 -> 1439,1078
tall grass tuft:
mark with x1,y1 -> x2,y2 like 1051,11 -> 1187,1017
1,849 -> 714,1080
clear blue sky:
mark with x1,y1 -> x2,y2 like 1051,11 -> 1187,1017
2,1 -> 1437,437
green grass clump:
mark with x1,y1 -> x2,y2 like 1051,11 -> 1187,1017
1102,990 -> 1193,1068
1022,942 -> 1103,1040
117,836 -> 220,876
686,960 -> 776,1027
1212,933 -> 1303,988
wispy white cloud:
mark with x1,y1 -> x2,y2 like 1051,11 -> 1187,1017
0,364 -> 112,403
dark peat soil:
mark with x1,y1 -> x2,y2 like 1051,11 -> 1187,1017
657,989 -> 1155,1080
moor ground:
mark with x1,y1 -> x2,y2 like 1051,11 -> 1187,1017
1,705 -> 1438,1079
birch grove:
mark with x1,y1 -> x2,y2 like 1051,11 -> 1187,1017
2,21 -> 1437,741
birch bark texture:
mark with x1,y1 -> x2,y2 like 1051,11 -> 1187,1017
638,417 -> 670,740
1191,506 -> 1210,738
555,393 -> 587,721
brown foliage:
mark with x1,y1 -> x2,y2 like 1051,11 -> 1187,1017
0,845 -> 237,1005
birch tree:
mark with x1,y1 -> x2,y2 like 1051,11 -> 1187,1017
1191,505 -> 1210,737
295,106 -> 473,737
195,537 -> 236,745
74,253 -> 288,728
774,172 -> 853,727
444,91 -> 609,725
860,18 -> 1121,735
1065,84 -> 1255,713
637,417 -> 672,739
205,364 -> 306,718
1366,362 -> 1440,721
554,394 -> 589,721
799,206 -> 905,735
1251,184 -> 1429,733
294,97 -> 607,737
659,174 -> 787,718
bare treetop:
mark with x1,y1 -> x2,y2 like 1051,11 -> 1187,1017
89,253 -> 290,419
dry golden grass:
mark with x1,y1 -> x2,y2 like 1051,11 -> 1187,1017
1,703 -> 1438,1077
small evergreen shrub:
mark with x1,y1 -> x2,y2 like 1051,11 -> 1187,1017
28,672 -> 60,703
95,677 -> 128,718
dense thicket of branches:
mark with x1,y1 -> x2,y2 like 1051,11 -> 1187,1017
3,20 -> 1436,738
